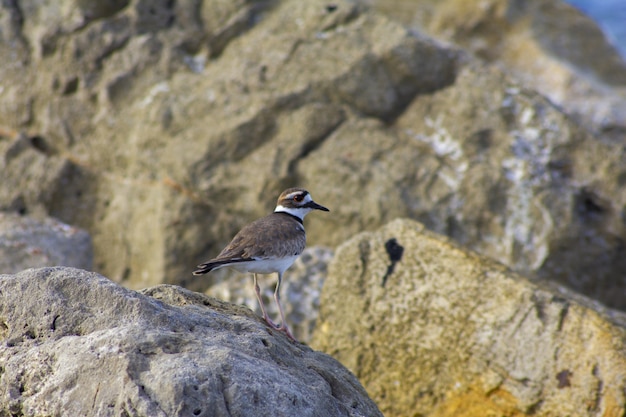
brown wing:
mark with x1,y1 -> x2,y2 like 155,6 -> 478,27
215,213 -> 306,260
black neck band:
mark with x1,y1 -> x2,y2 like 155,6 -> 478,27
276,211 -> 304,225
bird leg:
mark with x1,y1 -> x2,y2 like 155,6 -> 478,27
254,273 -> 277,329
274,272 -> 296,341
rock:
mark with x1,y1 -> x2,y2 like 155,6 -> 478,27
299,61 -> 626,310
0,212 -> 92,272
312,218 -> 626,417
373,0 -> 626,137
0,267 -> 381,417
407,62 -> 626,309
1,0 -> 626,312
208,246 -> 334,343
0,0 -> 459,289
0,132 -> 94,220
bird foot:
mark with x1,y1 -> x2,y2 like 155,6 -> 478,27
261,315 -> 297,341
275,324 -> 297,342
263,316 -> 279,329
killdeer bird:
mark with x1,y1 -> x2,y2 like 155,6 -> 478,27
193,187 -> 329,341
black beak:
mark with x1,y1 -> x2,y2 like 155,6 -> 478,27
307,201 -> 329,211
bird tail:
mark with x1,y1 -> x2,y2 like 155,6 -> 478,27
192,258 -> 248,275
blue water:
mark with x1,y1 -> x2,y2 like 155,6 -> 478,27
564,0 -> 626,58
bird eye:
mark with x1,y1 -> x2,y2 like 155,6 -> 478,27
293,194 -> 304,202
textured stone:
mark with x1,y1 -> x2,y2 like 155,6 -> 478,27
312,218 -> 626,417
400,63 -> 626,309
0,212 -> 92,273
0,0 -> 459,289
0,133 -> 93,219
373,0 -> 626,137
0,267 -> 382,417
1,0 -> 626,312
298,62 -> 626,309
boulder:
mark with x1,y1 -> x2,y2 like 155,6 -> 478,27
298,61 -> 626,309
0,212 -> 92,273
0,0 -> 459,289
312,218 -> 626,417
1,0 -> 626,312
373,0 -> 626,136
0,267 -> 382,417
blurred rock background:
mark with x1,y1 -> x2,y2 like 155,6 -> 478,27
2,0 -> 626,415
1,0 -> 625,312
564,0 -> 626,58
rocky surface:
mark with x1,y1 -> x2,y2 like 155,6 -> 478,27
0,267 -> 382,417
2,1 -> 625,414
373,0 -> 626,137
298,57 -> 626,309
312,218 -> 626,417
0,0 -> 625,309
0,212 -> 92,273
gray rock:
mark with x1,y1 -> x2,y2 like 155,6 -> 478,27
0,212 -> 92,273
0,267 -> 381,417
312,218 -> 626,417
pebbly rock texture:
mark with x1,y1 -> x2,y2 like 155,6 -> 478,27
0,267 -> 382,417
1,0 -> 626,312
0,212 -> 92,273
312,218 -> 626,417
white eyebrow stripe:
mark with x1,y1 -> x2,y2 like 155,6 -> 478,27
285,191 -> 310,200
